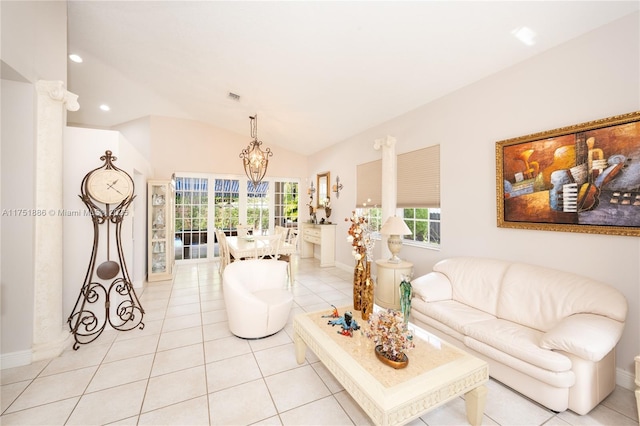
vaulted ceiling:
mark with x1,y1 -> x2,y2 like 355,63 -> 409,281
66,1 -> 639,155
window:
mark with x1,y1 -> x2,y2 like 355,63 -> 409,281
274,181 -> 299,229
213,178 -> 239,233
247,181 -> 269,234
356,207 -> 382,235
175,177 -> 209,260
174,175 -> 300,263
397,145 -> 440,208
397,145 -> 441,248
356,160 -> 382,208
402,208 -> 440,245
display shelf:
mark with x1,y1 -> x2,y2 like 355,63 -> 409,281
148,180 -> 175,282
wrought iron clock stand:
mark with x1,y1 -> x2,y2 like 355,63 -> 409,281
67,150 -> 145,349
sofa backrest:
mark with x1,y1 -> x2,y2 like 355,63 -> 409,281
497,262 -> 628,332
433,257 -> 511,316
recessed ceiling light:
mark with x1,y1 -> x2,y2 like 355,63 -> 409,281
511,26 -> 537,46
69,54 -> 83,63
99,104 -> 110,112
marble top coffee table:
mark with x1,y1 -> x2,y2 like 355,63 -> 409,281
293,306 -> 489,426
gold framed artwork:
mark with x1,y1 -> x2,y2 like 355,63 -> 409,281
496,111 -> 640,236
317,171 -> 330,208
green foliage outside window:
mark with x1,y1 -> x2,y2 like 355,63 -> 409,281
175,191 -> 208,232
403,208 -> 440,245
282,182 -> 299,221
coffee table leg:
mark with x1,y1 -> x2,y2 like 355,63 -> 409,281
465,384 -> 487,426
294,332 -> 306,364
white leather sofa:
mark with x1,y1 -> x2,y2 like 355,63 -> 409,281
410,257 -> 627,415
223,259 -> 293,339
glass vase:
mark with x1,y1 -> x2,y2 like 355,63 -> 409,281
399,275 -> 412,324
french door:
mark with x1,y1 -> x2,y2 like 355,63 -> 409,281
173,173 -> 299,262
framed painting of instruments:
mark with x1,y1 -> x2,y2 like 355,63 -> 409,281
496,111 -> 640,236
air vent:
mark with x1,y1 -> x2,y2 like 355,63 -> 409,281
228,92 -> 241,101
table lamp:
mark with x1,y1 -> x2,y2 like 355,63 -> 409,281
380,216 -> 412,263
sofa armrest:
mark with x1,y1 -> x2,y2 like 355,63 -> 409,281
539,313 -> 625,362
411,271 -> 452,302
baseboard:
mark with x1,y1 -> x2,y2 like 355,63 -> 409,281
0,349 -> 33,370
616,366 -> 636,391
335,261 -> 352,273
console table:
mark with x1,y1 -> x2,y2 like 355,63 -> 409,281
300,223 -> 336,267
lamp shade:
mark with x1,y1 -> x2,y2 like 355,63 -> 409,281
380,216 -> 412,236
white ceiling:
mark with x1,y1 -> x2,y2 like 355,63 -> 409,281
66,1 -> 639,156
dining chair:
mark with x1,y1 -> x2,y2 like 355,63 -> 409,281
216,229 -> 232,273
252,234 -> 281,260
278,229 -> 298,281
274,225 -> 289,242
236,224 -> 250,237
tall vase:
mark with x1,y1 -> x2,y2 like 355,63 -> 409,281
399,275 -> 412,324
361,261 -> 374,320
353,258 -> 364,310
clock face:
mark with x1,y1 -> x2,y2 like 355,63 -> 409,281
86,169 -> 133,204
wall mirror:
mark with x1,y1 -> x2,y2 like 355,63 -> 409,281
317,171 -> 330,208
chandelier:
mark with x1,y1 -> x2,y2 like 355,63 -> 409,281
240,114 -> 273,187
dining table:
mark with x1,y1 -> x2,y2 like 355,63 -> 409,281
225,235 -> 296,260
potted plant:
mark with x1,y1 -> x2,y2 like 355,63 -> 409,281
365,308 -> 415,369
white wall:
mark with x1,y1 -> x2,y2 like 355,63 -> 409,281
309,13 -> 640,382
147,115 -> 308,180
114,116 -> 152,163
0,0 -> 67,363
63,127 -> 153,323
0,1 -> 67,83
1,80 -> 36,356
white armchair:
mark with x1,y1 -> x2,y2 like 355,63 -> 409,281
222,259 -> 293,339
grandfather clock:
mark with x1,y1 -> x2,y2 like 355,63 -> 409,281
67,150 -> 144,349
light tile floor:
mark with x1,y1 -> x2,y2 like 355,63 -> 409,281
1,258 -> 638,425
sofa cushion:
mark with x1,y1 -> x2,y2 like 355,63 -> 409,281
463,319 -> 572,372
433,257 -> 510,316
497,262 -> 628,332
539,313 -> 625,362
463,336 -> 576,388
410,299 -> 467,342
417,300 -> 495,335
411,272 -> 452,302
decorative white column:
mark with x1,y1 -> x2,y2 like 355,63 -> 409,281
374,135 -> 397,260
32,81 -> 79,361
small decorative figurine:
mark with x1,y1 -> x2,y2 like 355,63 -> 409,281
322,305 -> 340,319
326,308 -> 360,337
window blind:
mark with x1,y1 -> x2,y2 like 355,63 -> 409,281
356,160 -> 382,208
397,145 -> 440,208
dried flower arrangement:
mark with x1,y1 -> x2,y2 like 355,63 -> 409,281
365,309 -> 415,362
345,211 -> 375,261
